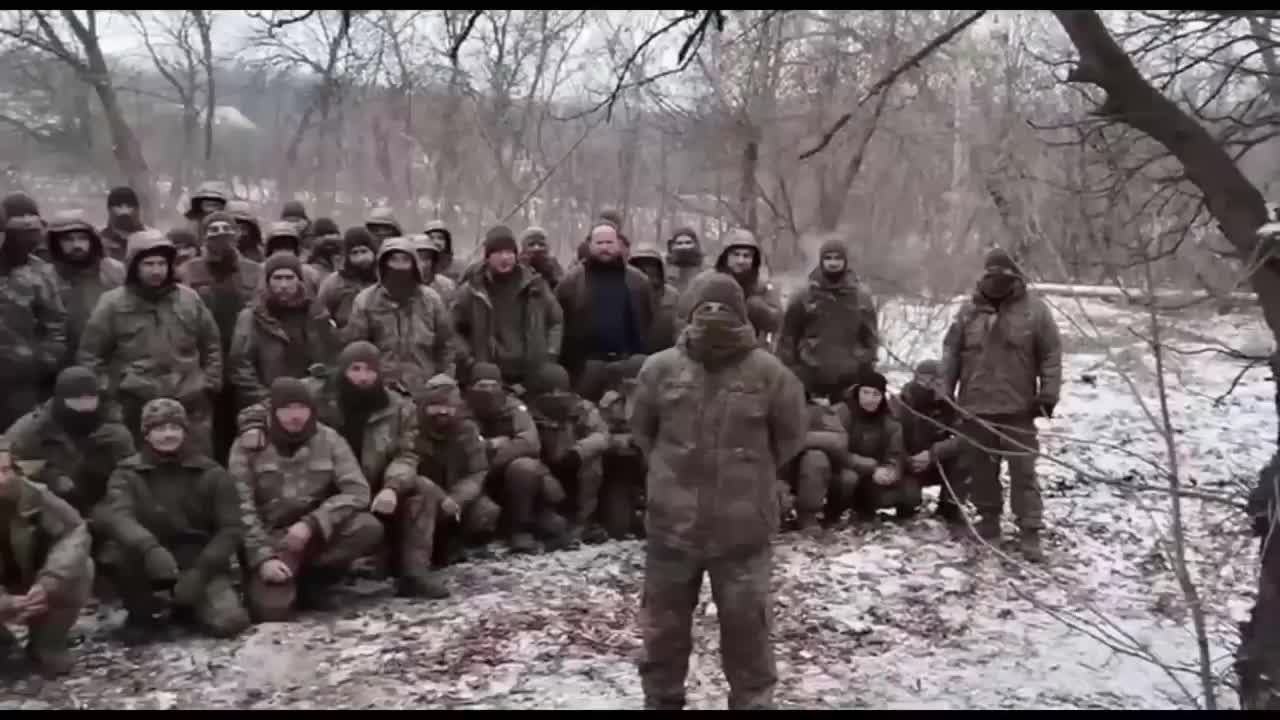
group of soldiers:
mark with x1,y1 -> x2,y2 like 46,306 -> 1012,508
0,181 -> 1062,710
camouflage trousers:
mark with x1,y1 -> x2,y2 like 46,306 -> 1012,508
963,415 -> 1042,531
0,557 -> 93,656
548,454 -> 604,529
98,542 -> 249,638
247,512 -> 384,621
639,542 -> 776,710
377,476 -> 442,578
489,457 -> 566,538
599,452 -> 645,539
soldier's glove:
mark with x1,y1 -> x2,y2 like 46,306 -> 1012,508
143,546 -> 180,585
1035,396 -> 1057,419
173,568 -> 207,607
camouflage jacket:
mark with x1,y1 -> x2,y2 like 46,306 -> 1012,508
344,284 -> 455,398
416,416 -> 489,508
50,259 -> 125,367
95,450 -> 241,575
317,271 -> 371,329
229,424 -> 370,569
76,283 -> 224,405
453,264 -> 563,379
675,270 -> 783,347
802,400 -> 849,460
778,269 -> 879,390
228,299 -> 339,409
0,478 -> 91,603
836,403 -> 904,480
5,401 -> 135,512
629,338 -> 807,556
177,254 -> 263,354
239,381 -> 421,497
665,261 -> 704,297
0,263 -> 68,385
942,284 -> 1063,417
473,397 -> 542,467
530,398 -> 610,465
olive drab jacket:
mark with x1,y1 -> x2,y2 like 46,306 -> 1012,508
801,399 -> 849,460
836,400 -> 904,480
629,336 -> 807,557
229,423 -> 371,569
473,396 -> 542,467
778,266 -> 879,392
46,210 -> 126,366
531,399 -> 611,465
0,478 -> 92,602
77,233 -> 224,408
5,401 -> 135,511
941,283 -> 1063,417
228,294 -> 338,410
452,263 -> 563,380
96,450 -> 242,575
343,239 -> 455,398
891,384 -> 964,462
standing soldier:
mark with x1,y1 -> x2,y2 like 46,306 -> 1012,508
893,359 -> 967,529
519,226 -> 565,291
45,210 -> 125,367
94,399 -> 251,643
0,437 -> 94,677
556,222 -> 653,401
183,182 -> 228,236
630,274 -> 807,710
262,221 -> 324,296
280,200 -> 311,243
306,218 -> 343,279
169,228 -> 202,268
5,366 -> 135,516
343,238 -> 454,398
102,186 -> 145,262
664,226 -> 705,295
628,243 -> 678,353
409,234 -> 457,308
0,209 -> 68,430
453,226 -> 562,387
424,220 -> 460,283
676,228 -> 783,346
942,248 -> 1062,562
364,208 -> 402,249
778,239 -> 879,399
77,230 -> 223,455
228,253 -> 338,411
230,378 -> 383,619
226,199 -> 265,263
318,227 -> 379,329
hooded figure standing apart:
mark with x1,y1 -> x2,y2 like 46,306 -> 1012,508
942,248 -> 1062,563
630,273 -> 807,710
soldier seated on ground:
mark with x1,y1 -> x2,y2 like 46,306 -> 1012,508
230,378 -> 382,620
784,393 -> 851,535
835,370 -> 910,521
465,362 -> 569,554
525,363 -> 611,545
892,359 -> 968,529
94,399 -> 250,644
595,355 -> 648,540
0,437 -> 93,677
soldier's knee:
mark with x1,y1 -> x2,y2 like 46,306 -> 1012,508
799,449 -> 831,475
835,468 -> 859,495
348,512 -> 385,551
505,457 -> 546,488
463,496 -> 501,536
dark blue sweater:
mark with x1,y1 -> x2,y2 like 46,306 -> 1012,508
586,262 -> 645,357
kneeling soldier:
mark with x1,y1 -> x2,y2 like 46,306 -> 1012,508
836,371 -> 910,520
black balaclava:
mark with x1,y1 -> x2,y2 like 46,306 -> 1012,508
268,377 -> 318,455
378,245 -> 420,301
53,366 -> 103,437
528,363 -> 577,422
466,362 -> 507,418
978,247 -> 1023,303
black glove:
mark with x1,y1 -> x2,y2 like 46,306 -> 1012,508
143,546 -> 180,586
1036,397 -> 1057,419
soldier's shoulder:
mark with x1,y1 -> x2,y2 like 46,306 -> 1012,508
503,396 -> 531,415
173,282 -> 206,305
96,285 -> 129,306
5,406 -> 45,441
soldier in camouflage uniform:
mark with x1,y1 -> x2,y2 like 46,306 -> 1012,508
228,252 -> 338,411
628,243 -> 678,353
675,228 -> 783,347
237,343 -> 454,599
664,226 -> 705,296
318,226 -> 379,329
594,354 -> 647,540
835,370 -> 910,521
168,227 -> 201,268
424,219 -> 460,283
231,377 -> 382,619
892,359 -> 967,528
5,366 -> 135,516
0,208 -> 68,431
262,221 -> 325,296
102,186 -> 144,262
409,233 -> 458,308
783,394 -> 850,534
226,199 -> 265,263
415,374 -> 498,564
631,273 -> 807,710
343,238 -> 455,398
183,182 -> 229,237
94,399 -> 250,643
465,362 -> 564,554
364,208 -> 403,249
78,230 -> 223,456
942,248 -> 1062,562
45,210 -> 125,367
525,363 -> 611,545
0,436 -> 94,676
778,239 -> 879,399
306,218 -> 343,279
519,226 -> 565,291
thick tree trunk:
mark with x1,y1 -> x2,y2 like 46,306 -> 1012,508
94,81 -> 154,216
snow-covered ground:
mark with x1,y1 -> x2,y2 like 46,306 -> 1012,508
1,294 -> 1272,709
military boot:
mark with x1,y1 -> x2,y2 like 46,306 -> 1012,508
1019,530 -> 1046,564
397,571 -> 450,600
509,532 -> 539,555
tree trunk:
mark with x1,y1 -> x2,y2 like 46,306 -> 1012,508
93,81 -> 153,217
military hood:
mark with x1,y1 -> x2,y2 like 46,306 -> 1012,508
629,242 -> 666,273
366,208 -> 403,236
667,226 -> 701,252
520,226 -> 548,247
714,228 -> 763,274
425,219 -> 454,255
46,209 -> 105,264
376,237 -> 421,282
185,181 -> 229,219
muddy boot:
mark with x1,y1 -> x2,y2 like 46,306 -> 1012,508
509,532 -> 539,555
1019,530 -> 1046,564
397,571 -> 450,600
581,524 -> 609,545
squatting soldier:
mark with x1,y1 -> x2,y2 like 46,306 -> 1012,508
231,378 -> 382,619
465,362 -> 567,554
94,399 -> 250,643
415,374 -> 498,564
344,237 -> 455,398
785,396 -> 850,534
45,210 -> 125,367
525,363 -> 611,545
318,226 -> 379,329
778,239 -> 880,399
593,354 -> 648,540
837,370 -> 910,521
893,359 -> 967,528
942,247 -> 1062,562
78,230 -> 223,455
5,366 -> 135,516
0,436 -> 94,677
0,209 -> 68,430
237,343 -> 454,599
631,273 -> 807,710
